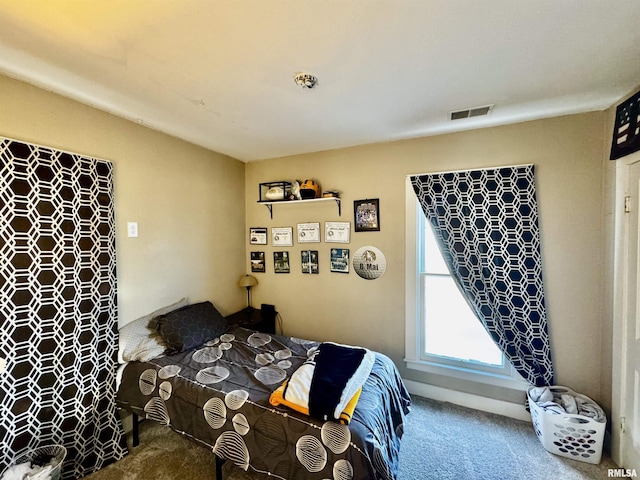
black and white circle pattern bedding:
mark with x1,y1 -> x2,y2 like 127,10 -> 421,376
118,328 -> 410,480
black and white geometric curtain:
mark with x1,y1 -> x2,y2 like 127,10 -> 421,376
410,165 -> 554,387
0,137 -> 127,478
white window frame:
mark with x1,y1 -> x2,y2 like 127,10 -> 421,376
404,177 -> 528,390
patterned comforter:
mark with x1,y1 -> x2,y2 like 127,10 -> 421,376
117,327 -> 411,480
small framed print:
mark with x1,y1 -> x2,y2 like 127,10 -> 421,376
330,248 -> 350,273
301,250 -> 319,274
610,88 -> 640,160
354,199 -> 380,232
251,251 -> 265,273
325,221 -> 351,243
272,227 -> 293,246
297,222 -> 321,243
250,227 -> 268,245
273,251 -> 290,273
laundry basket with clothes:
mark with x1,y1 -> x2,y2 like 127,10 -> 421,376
527,386 -> 606,464
1,445 -> 66,480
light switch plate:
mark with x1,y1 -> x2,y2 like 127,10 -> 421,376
127,222 -> 138,238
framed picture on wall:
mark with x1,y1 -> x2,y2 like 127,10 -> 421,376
297,222 -> 321,243
250,227 -> 268,245
354,199 -> 380,232
250,251 -> 265,273
330,248 -> 350,273
610,88 -> 640,160
273,251 -> 290,273
301,250 -> 319,274
272,227 -> 293,246
325,221 -> 351,243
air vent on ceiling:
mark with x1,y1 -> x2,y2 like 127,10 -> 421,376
449,104 -> 494,121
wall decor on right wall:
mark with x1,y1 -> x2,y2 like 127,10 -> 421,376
354,198 -> 380,232
610,88 -> 640,160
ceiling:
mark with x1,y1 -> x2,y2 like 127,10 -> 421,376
0,1 -> 639,162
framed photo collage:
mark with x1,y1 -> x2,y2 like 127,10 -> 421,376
249,221 -> 352,275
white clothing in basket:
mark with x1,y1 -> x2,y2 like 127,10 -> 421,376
529,386 -> 605,422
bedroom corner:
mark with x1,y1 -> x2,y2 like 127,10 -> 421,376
0,73 -> 248,477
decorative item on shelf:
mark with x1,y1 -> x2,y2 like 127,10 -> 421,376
259,181 -> 292,202
299,179 -> 321,199
289,180 -> 302,200
238,274 -> 258,311
258,180 -> 341,218
265,186 -> 285,200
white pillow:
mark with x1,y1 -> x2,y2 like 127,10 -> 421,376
117,298 -> 189,363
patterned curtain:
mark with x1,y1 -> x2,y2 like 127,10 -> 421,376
0,137 -> 127,478
410,165 -> 553,387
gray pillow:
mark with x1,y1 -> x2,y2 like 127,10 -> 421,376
154,301 -> 229,354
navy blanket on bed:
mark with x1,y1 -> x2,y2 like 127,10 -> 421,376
309,342 -> 372,421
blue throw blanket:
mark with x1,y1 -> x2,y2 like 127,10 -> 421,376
302,342 -> 375,421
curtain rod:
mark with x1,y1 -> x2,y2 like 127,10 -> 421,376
406,163 -> 534,179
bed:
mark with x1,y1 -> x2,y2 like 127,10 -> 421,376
116,300 -> 411,480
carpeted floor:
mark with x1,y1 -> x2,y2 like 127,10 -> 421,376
81,395 -> 618,480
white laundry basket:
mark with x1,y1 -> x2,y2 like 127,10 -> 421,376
2,444 -> 66,480
527,386 -> 606,464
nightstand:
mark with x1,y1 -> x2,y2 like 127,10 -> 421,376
226,306 -> 276,334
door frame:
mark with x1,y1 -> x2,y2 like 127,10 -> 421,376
612,153 -> 640,467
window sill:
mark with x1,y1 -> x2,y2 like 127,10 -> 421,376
404,358 -> 530,392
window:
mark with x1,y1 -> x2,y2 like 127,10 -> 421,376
405,179 -> 525,387
419,210 -> 505,369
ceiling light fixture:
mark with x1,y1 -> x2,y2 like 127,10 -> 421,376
294,72 -> 319,89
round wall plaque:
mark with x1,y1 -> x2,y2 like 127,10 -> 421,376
352,246 -> 386,280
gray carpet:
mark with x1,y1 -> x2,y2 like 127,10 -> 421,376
81,395 -> 618,480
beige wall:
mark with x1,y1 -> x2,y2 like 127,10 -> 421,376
1,70 -> 613,410
0,73 -> 247,325
245,112 -> 610,407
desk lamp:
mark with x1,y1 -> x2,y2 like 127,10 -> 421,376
238,274 -> 258,312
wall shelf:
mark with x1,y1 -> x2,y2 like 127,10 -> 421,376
258,197 -> 341,219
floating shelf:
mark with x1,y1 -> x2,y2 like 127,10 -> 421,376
258,197 -> 341,219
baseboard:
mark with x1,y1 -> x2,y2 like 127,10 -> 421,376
403,379 -> 532,422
